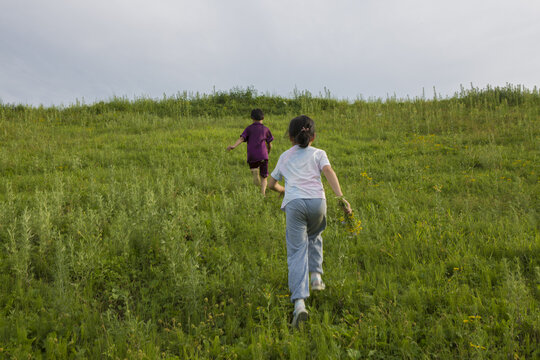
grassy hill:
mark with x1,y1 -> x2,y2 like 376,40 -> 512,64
0,85 -> 539,358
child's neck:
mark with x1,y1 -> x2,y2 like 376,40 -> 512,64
253,120 -> 263,124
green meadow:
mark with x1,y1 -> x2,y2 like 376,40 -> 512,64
0,86 -> 539,359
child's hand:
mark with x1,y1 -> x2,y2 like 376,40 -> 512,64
226,145 -> 234,151
338,197 -> 352,215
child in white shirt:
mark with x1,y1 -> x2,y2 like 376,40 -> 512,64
268,115 -> 351,327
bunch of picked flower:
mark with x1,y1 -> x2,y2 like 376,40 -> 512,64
338,197 -> 362,236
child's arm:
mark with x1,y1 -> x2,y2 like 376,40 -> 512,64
226,137 -> 244,151
266,142 -> 272,154
267,176 -> 285,194
322,165 -> 352,213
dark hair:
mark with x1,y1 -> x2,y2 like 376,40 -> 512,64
251,108 -> 264,121
288,115 -> 315,148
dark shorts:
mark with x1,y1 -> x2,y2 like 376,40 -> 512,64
248,160 -> 269,178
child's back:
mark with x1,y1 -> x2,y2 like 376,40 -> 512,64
272,145 -> 329,209
241,122 -> 273,163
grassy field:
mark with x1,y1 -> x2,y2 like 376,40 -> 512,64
0,86 -> 539,358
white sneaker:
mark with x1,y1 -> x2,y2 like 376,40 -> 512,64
292,308 -> 309,328
311,279 -> 326,291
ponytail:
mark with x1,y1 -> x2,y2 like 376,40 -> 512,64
289,115 -> 315,148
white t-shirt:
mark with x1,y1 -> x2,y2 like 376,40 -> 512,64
271,145 -> 331,209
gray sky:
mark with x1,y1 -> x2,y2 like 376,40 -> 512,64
1,0 -> 539,106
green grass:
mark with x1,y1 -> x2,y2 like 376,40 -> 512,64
0,85 -> 539,359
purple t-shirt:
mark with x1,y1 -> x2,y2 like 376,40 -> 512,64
240,122 -> 274,163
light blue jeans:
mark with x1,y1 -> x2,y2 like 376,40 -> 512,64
285,198 -> 327,302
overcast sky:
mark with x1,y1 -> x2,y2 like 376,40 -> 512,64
1,0 -> 539,106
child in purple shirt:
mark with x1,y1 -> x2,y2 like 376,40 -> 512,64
227,109 -> 274,195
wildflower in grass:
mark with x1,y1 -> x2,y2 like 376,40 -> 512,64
470,343 -> 486,350
360,171 -> 372,181
464,315 -> 481,324
360,170 -> 378,186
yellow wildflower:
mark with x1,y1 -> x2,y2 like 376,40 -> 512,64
470,343 -> 486,350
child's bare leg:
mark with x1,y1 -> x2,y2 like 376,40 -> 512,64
260,176 -> 267,196
251,169 -> 261,187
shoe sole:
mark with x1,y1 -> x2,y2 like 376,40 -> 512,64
292,310 -> 308,328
